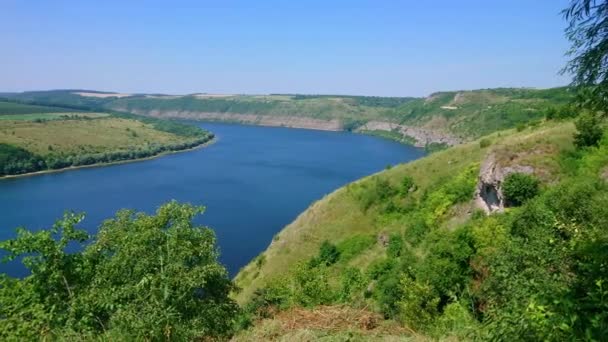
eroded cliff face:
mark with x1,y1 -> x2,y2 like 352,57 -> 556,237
475,153 -> 534,213
114,107 -> 462,147
357,121 -> 461,147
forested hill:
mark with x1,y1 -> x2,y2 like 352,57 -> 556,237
2,87 -> 573,146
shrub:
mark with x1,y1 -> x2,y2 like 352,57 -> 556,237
338,267 -> 365,302
0,202 -> 239,340
574,112 -> 603,148
397,276 -> 440,329
502,172 -> 540,206
401,175 -> 415,194
310,241 -> 340,267
479,138 -> 492,148
387,233 -> 404,258
337,235 -> 375,262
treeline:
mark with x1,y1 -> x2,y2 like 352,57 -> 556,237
291,94 -> 415,107
0,99 -> 83,115
111,96 -> 278,115
0,144 -> 46,176
0,134 -> 213,177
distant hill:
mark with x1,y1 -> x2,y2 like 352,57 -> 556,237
1,87 -> 573,147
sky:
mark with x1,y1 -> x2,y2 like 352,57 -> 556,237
1,0 -> 572,97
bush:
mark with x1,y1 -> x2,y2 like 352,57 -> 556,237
310,241 -> 340,267
479,138 -> 491,148
337,235 -> 375,262
397,276 -> 440,329
574,112 -> 603,148
0,202 -> 239,340
401,175 -> 415,194
387,233 -> 404,258
502,172 -> 540,206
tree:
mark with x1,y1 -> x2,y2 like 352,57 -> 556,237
563,0 -> 608,112
574,111 -> 604,147
502,173 -> 540,206
0,201 -> 239,340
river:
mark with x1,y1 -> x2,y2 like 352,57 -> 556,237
0,122 -> 426,277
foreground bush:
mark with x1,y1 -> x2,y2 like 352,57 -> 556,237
0,201 -> 238,340
502,172 -> 540,206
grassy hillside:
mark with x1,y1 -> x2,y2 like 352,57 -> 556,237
0,100 -> 213,177
235,121 -> 576,300
234,118 -> 608,340
1,88 -> 573,145
390,87 -> 573,138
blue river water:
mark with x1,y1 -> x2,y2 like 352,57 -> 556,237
0,122 -> 426,277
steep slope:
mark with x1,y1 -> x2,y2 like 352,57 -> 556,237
235,121 -> 575,301
234,119 -> 608,340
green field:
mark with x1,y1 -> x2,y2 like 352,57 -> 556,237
0,106 -> 213,177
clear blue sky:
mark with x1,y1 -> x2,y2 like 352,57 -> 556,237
1,0 -> 572,97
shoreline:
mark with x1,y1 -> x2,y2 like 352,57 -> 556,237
0,137 -> 217,180
128,110 -> 462,147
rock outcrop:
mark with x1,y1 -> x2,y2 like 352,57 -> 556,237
357,121 -> 461,147
125,110 -> 344,131
118,108 -> 462,147
475,153 -> 534,214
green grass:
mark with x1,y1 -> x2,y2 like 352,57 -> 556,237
234,120 -> 577,303
0,117 -> 193,155
0,114 -> 213,176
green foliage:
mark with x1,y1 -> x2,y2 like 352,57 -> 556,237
397,276 -> 440,330
338,267 -> 365,302
310,241 -> 340,267
401,175 -> 415,194
251,263 -> 336,312
341,118 -> 367,132
387,233 -> 403,258
574,112 -> 604,148
479,138 -> 491,148
425,142 -> 449,153
0,143 -> 46,176
336,234 -> 375,262
415,229 -> 474,300
544,104 -> 578,120
431,302 -> 478,339
0,134 -> 213,177
292,94 -> 415,107
0,202 -> 238,340
354,176 -> 398,211
502,172 -> 540,206
0,100 -> 82,115
563,0 -> 608,112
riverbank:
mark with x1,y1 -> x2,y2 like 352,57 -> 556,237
124,109 -> 462,147
0,137 -> 216,180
